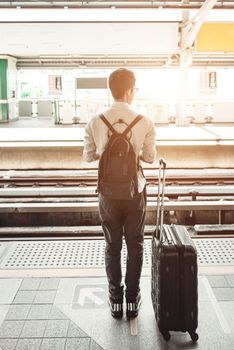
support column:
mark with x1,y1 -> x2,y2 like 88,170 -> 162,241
177,50 -> 190,125
0,59 -> 8,122
177,0 -> 218,125
177,3 -> 190,125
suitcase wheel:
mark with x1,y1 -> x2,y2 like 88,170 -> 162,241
161,330 -> 171,342
189,332 -> 199,342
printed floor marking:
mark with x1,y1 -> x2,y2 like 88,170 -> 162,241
202,276 -> 231,334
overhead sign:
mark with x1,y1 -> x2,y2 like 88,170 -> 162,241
196,23 -> 234,52
76,78 -> 107,90
48,75 -> 62,95
0,22 -> 179,56
199,71 -> 217,94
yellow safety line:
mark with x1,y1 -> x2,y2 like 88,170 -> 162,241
130,318 -> 138,336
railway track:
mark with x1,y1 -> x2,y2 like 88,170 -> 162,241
1,168 -> 234,188
1,168 -> 234,232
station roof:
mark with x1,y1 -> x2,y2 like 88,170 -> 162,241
0,1 -> 234,67
0,0 -> 234,10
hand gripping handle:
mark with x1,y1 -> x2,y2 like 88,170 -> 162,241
159,158 -> 166,168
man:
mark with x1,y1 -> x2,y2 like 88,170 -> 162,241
83,68 -> 156,319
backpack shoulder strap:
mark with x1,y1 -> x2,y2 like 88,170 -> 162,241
99,114 -> 117,135
122,115 -> 143,137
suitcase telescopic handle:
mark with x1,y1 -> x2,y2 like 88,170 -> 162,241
154,158 -> 166,241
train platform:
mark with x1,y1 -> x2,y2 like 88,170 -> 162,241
0,237 -> 234,350
1,122 -> 234,170
1,122 -> 234,146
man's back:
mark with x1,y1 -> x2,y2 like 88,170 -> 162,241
83,101 -> 156,165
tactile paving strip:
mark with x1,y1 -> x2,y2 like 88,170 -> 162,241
194,238 -> 234,265
0,238 -> 233,269
0,240 -> 150,269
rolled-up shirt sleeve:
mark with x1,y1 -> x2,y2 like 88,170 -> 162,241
140,120 -> 156,163
83,122 -> 99,162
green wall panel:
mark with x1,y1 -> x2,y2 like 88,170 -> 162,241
0,59 -> 8,121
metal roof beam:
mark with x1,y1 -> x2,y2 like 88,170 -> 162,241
181,0 -> 218,50
0,0 -> 232,9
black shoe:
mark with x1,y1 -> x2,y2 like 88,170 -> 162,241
108,299 -> 123,319
126,294 -> 142,319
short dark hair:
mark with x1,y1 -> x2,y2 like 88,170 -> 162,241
108,68 -> 136,100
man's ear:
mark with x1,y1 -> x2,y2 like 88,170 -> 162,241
127,88 -> 133,96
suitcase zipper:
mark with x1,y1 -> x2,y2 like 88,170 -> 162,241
171,225 -> 186,330
163,225 -> 173,244
164,225 -> 182,329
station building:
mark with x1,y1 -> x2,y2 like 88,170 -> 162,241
0,1 -> 234,349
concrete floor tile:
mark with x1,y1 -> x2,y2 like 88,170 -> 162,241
13,291 -> 36,305
48,306 -> 69,320
198,299 -> 231,342
0,305 -> 11,327
1,274 -> 234,349
0,338 -> 18,350
56,306 -> 94,337
19,279 -> 41,291
0,321 -> 24,339
90,310 -> 135,350
225,275 -> 234,287
27,304 -> 52,320
198,276 -> 210,301
219,301 -> 234,332
65,338 -> 90,350
188,334 -> 234,350
5,305 -> 31,321
207,275 -> 229,287
39,278 -> 60,291
40,338 -> 66,350
15,338 -> 42,350
89,339 -> 104,350
44,320 -> 69,338
20,320 -> 47,338
212,288 -> 234,301
0,280 -> 22,305
67,321 -> 89,338
33,291 -> 56,304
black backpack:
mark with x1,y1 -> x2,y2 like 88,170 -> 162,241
97,114 -> 143,200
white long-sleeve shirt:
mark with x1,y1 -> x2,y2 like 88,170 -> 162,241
83,101 -> 156,191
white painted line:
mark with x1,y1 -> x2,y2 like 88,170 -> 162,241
0,268 -> 107,278
202,276 -> 231,334
0,305 -> 11,327
199,266 -> 234,275
130,318 -> 138,336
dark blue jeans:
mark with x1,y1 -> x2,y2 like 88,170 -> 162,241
99,187 -> 147,303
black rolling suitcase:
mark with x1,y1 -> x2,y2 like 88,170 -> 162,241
151,158 -> 199,342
